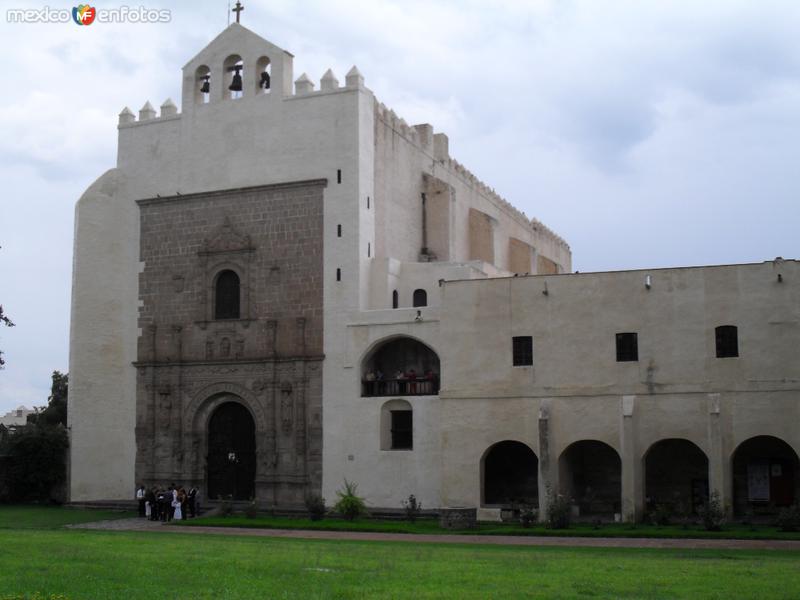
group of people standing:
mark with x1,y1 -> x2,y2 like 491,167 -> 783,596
363,368 -> 438,395
136,484 -> 199,521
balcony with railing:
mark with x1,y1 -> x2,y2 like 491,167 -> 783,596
361,376 -> 439,397
361,337 -> 440,397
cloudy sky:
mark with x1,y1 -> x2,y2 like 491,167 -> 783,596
0,0 -> 798,413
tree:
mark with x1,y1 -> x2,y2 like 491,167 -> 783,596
1,371 -> 69,503
28,371 -> 68,427
0,423 -> 68,503
0,303 -> 13,368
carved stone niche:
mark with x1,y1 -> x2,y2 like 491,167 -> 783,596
197,217 -> 255,327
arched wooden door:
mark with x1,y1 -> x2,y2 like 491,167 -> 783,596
207,401 -> 255,500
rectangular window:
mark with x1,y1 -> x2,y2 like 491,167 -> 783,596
616,332 -> 638,362
336,268 -> 341,282
337,169 -> 342,184
368,242 -> 371,257
512,336 -> 533,366
337,224 -> 342,238
367,196 -> 370,209
390,410 -> 413,450
715,325 -> 739,358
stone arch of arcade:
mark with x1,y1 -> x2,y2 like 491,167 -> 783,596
558,440 -> 621,519
643,438 -> 709,515
732,435 -> 800,516
481,440 -> 539,509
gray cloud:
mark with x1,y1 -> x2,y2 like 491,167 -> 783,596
0,0 -> 798,412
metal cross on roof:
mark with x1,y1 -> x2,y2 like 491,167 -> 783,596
232,1 -> 244,24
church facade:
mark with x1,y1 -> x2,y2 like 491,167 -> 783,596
69,23 -> 799,522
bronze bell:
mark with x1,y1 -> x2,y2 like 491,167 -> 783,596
260,71 -> 270,90
229,66 -> 243,92
200,76 -> 210,94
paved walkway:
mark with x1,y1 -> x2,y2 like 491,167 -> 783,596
68,518 -> 800,550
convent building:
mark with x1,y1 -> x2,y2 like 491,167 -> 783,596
68,22 -> 799,522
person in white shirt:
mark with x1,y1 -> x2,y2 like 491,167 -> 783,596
136,484 -> 146,518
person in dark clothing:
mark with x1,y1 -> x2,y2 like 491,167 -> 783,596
145,487 -> 157,520
188,487 -> 197,518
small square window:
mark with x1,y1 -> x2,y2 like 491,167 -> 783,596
616,333 -> 638,362
390,410 -> 412,450
715,325 -> 739,358
512,336 -> 533,366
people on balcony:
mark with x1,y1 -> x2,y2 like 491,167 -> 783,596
362,367 -> 438,397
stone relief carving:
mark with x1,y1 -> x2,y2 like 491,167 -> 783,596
280,382 -> 294,433
202,217 -> 253,254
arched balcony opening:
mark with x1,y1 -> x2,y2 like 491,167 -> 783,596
362,337 -> 440,397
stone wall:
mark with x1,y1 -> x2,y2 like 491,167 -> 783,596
134,180 -> 325,506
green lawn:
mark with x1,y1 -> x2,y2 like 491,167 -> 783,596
2,527 -> 800,599
0,505 -> 134,530
2,506 -> 800,599
180,513 -> 800,540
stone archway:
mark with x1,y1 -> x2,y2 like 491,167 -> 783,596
482,441 -> 539,507
732,435 -> 800,516
207,401 -> 256,501
643,438 -> 708,514
559,440 -> 621,518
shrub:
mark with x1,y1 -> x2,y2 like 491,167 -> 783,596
305,494 -> 326,521
776,503 -> 800,532
648,504 -> 674,526
333,479 -> 367,521
244,499 -> 258,519
402,494 -> 422,523
545,486 -> 571,529
697,491 -> 726,531
518,505 -> 538,528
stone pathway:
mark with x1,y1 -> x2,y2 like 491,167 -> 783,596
69,518 -> 800,550
68,517 -> 169,531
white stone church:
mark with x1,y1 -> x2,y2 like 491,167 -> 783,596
68,22 -> 799,521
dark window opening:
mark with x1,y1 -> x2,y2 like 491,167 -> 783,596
715,325 -> 739,358
337,224 -> 342,237
367,196 -> 370,209
368,242 -> 371,258
616,332 -> 638,362
392,290 -> 398,309
337,169 -> 342,184
336,268 -> 341,282
412,289 -> 427,307
390,410 -> 413,450
512,336 -> 533,366
214,270 -> 240,320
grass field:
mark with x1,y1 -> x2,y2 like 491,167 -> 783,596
2,506 -> 800,599
180,513 -> 800,540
